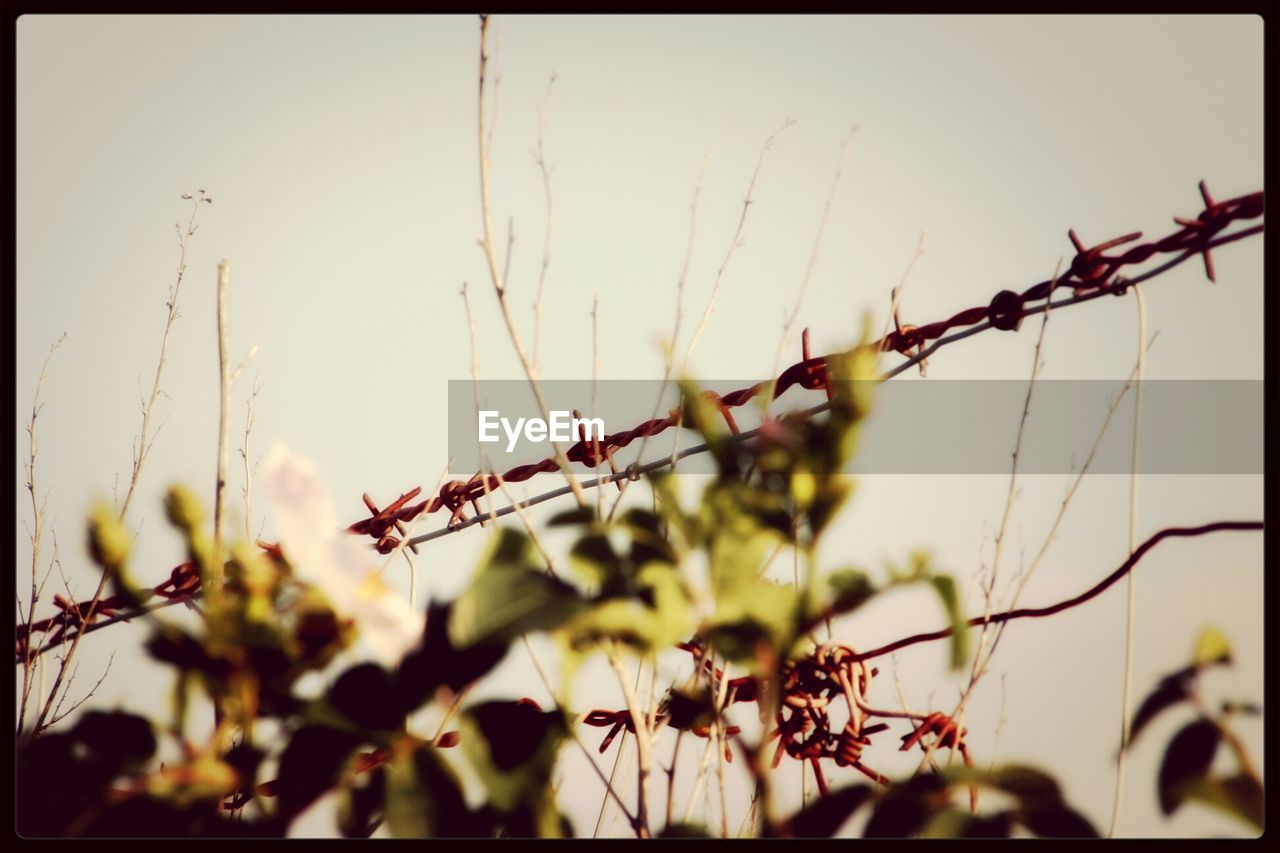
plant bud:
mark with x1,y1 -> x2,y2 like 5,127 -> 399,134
165,484 -> 205,532
88,502 -> 130,568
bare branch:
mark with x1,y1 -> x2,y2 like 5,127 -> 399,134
18,333 -> 66,734
213,259 -> 232,595
531,73 -> 557,373
771,126 -> 857,384
1109,282 -> 1149,838
47,652 -> 115,728
683,118 -> 794,370
476,16 -> 587,508
240,375 -> 264,541
120,190 -> 209,519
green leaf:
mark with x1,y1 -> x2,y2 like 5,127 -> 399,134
929,574 -> 967,670
621,513 -> 681,567
546,506 -> 597,527
788,783 -> 873,837
804,474 -> 853,540
337,765 -> 385,838
1192,627 -> 1233,669
863,775 -> 946,838
395,601 -> 508,711
650,471 -> 701,548
679,379 -> 729,452
944,764 -> 1099,838
1126,669 -> 1193,750
71,710 -> 158,773
826,334 -> 878,429
658,823 -> 712,838
17,711 -> 159,837
1182,773 -> 1264,832
461,700 -> 568,829
1019,804 -> 1098,838
827,567 -> 876,616
327,663 -> 404,734
618,507 -> 663,536
383,742 -> 471,838
562,563 -> 694,653
568,533 -> 618,586
1219,700 -> 1262,717
449,532 -> 586,648
984,764 -> 1062,809
706,579 -> 801,663
1158,719 -> 1222,815
146,627 -> 231,680
922,808 -> 1014,838
273,725 -> 362,823
663,686 -> 716,731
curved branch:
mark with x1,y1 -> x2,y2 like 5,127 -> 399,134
850,521 -> 1263,663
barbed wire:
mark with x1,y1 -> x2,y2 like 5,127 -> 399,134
16,562 -> 201,663
14,183 -> 1264,661
351,182 -> 1263,552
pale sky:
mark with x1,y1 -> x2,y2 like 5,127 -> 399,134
15,15 -> 1263,838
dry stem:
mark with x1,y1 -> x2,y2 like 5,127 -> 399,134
771,126 -> 857,385
682,118 -> 794,370
477,16 -> 587,508
1109,282 -> 1148,838
18,334 -> 66,734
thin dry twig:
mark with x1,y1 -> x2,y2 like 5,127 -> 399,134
607,158 -> 708,521
608,647 -> 657,838
595,667 -> 638,838
459,281 -> 557,574
213,259 -> 233,595
591,292 -> 605,519
46,652 -> 115,729
240,375 -> 265,541
32,192 -> 211,736
682,118 -> 795,371
1109,282 -> 1148,838
712,661 -> 733,837
477,15 -> 587,509
771,126 -> 857,385
876,232 -> 928,376
531,73 -> 557,374
119,190 -> 210,518
682,649 -> 736,831
988,671 -> 1009,772
913,270 -> 1058,794
18,333 -> 66,734
458,281 -> 501,531
972,267 -> 1058,683
519,635 -> 640,833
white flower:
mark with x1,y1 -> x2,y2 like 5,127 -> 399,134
263,444 -> 424,666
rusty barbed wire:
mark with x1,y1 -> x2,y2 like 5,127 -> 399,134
15,543 -> 285,663
15,184 -> 1264,659
585,639 -> 973,794
15,562 -> 201,663
349,182 -> 1263,554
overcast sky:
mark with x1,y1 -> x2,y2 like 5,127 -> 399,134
16,15 -> 1263,838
